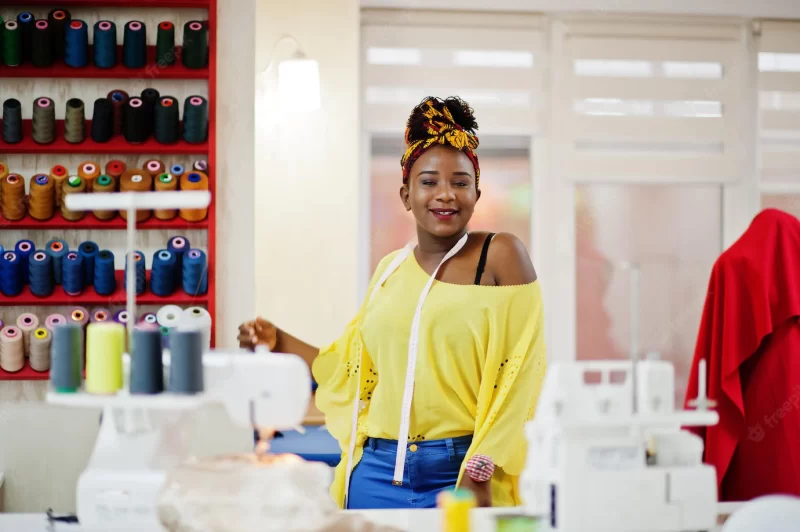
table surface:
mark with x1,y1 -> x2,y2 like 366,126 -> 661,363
269,425 -> 341,465
0,505 -> 743,531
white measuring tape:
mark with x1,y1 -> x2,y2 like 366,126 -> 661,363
392,233 -> 468,485
343,234 -> 469,506
343,241 -> 414,507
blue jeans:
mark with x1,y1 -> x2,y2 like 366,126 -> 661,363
347,435 -> 472,509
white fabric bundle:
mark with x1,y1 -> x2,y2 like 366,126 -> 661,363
157,453 -> 403,532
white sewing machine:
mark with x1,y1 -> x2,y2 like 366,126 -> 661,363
46,351 -> 311,532
519,358 -> 719,532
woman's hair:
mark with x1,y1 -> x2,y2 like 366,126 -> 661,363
405,96 -> 479,144
400,96 -> 481,186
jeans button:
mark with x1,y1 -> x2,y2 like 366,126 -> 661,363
409,444 -> 418,452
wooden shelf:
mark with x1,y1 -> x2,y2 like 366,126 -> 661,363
0,209 -> 209,230
0,120 -> 208,155
0,47 -> 208,80
0,270 -> 208,306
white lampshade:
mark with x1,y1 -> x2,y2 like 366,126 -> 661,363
278,57 -> 321,112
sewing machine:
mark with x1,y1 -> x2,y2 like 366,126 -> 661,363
46,351 -> 311,532
519,358 -> 719,532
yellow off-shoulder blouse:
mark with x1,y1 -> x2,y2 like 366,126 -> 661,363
312,249 -> 547,508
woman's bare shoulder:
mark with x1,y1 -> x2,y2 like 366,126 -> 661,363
487,232 -> 537,286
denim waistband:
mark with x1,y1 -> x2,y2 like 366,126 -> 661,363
366,434 -> 473,453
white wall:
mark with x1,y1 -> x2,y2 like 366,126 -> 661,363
215,0 -> 257,345
0,0 -> 257,513
254,0 -> 361,347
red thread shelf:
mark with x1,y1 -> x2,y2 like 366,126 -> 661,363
0,270 -> 208,306
0,210 -> 209,230
0,0 -> 217,380
1,361 -> 52,381
0,1 -> 209,7
0,120 -> 208,155
0,47 -> 208,80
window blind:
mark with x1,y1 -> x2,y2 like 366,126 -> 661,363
758,21 -> 800,186
362,10 -> 546,136
552,17 -> 747,182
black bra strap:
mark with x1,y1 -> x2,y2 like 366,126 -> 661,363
474,233 -> 496,285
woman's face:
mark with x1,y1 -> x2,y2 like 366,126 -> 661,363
400,145 -> 480,239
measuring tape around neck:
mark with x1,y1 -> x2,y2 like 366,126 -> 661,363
391,232 -> 469,485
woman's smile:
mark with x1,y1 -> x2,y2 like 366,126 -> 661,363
430,208 -> 459,221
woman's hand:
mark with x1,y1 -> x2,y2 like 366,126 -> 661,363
237,321 -> 320,370
459,475 -> 492,507
237,317 -> 278,351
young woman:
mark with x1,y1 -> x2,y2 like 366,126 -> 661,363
239,96 -> 547,510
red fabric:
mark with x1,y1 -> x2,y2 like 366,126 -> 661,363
684,208 -> 800,501
721,321 -> 800,500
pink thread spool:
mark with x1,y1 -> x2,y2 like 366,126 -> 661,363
0,326 -> 24,372
16,313 -> 40,354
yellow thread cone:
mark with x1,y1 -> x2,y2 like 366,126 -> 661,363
85,322 -> 125,395
438,488 -> 475,532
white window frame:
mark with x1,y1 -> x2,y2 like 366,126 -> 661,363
540,16 -> 761,364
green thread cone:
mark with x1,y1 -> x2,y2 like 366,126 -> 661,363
182,21 -> 207,69
4,21 -> 22,67
156,22 -> 175,66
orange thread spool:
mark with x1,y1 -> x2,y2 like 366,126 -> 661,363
154,173 -> 178,220
119,169 -> 153,222
92,175 -> 116,220
1,174 -> 26,221
61,176 -> 87,221
78,161 -> 101,192
143,159 -> 165,178
179,171 -> 209,222
28,174 -> 55,221
50,164 -> 69,207
105,160 -> 126,190
0,163 -> 8,206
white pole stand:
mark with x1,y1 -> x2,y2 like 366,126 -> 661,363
64,191 -> 212,343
